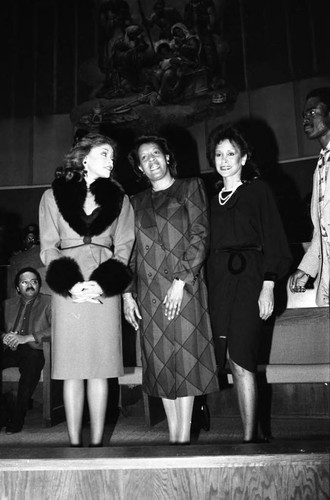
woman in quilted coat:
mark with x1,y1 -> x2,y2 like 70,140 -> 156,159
123,135 -> 218,444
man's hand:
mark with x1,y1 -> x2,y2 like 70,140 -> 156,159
289,269 -> 309,293
3,332 -> 33,350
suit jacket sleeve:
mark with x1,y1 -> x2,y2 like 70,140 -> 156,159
31,297 -> 52,346
298,168 -> 321,277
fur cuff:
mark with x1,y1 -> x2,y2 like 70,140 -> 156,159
89,259 -> 132,297
46,257 -> 84,297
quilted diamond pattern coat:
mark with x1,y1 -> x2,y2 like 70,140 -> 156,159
130,177 -> 218,399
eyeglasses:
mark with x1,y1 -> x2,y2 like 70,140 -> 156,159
19,279 -> 39,287
302,108 -> 320,120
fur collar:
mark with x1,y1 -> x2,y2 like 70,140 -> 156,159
52,177 -> 124,236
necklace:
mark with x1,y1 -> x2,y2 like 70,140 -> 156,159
218,182 -> 242,206
152,177 -> 175,192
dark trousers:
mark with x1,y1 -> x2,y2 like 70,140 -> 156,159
1,344 -> 44,420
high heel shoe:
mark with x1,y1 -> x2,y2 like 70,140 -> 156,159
242,437 -> 270,444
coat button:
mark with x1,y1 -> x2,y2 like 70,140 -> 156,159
83,236 -> 92,244
148,272 -> 152,277
152,299 -> 156,304
164,269 -> 168,274
145,245 -> 149,250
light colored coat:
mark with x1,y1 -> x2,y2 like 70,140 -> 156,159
39,179 -> 135,379
299,153 -> 330,306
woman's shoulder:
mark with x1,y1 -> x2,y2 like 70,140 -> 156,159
243,178 -> 270,195
41,187 -> 55,203
130,186 -> 151,202
175,177 -> 206,195
178,177 -> 204,187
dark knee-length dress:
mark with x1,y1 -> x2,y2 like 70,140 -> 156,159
207,180 -> 291,373
130,177 -> 219,399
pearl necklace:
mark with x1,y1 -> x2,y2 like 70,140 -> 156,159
218,182 -> 242,206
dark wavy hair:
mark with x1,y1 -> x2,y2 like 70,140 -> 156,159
128,135 -> 177,182
206,124 -> 260,188
55,132 -> 118,182
15,267 -> 42,289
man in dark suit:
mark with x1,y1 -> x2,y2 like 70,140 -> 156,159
0,267 -> 51,434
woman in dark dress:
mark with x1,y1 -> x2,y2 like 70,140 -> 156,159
123,135 -> 218,444
207,125 -> 291,443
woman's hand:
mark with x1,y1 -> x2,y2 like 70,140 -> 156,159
70,281 -> 103,303
163,279 -> 185,321
122,293 -> 142,330
258,281 -> 274,320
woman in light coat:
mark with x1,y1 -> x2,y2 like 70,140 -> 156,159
39,133 -> 135,447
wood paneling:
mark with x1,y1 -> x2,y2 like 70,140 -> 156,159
35,0 -> 56,115
33,114 -> 73,184
12,0 -> 35,118
0,447 -> 328,500
0,118 -> 32,186
242,0 -> 291,89
55,0 -> 76,114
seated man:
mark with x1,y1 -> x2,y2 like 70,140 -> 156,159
0,267 -> 51,434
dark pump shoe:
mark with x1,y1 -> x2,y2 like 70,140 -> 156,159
5,422 -> 24,434
191,401 -> 211,433
200,403 -> 211,432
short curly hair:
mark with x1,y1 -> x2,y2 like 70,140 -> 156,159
306,87 -> 330,112
128,135 -> 177,181
55,132 -> 117,182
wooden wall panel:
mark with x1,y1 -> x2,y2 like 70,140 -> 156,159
0,454 -> 328,500
76,0 -> 97,105
0,187 -> 46,243
33,114 -> 73,185
0,118 -> 32,186
222,0 -> 245,90
0,1 -> 15,118
13,0 -> 35,118
35,0 -> 56,115
241,0 -> 291,89
285,0 -> 315,79
311,0 -> 330,75
249,83 -> 298,162
55,0 -> 76,114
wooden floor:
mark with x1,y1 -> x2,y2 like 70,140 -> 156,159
0,391 -> 329,500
